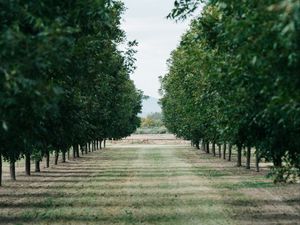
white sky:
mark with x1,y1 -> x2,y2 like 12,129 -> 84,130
121,0 -> 192,98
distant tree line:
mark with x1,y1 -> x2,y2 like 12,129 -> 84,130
161,0 -> 300,182
0,0 -> 142,186
135,113 -> 168,134
141,113 -> 164,128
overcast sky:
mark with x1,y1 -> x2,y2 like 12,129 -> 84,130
121,0 -> 192,98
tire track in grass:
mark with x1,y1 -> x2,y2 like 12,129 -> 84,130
112,145 -> 235,225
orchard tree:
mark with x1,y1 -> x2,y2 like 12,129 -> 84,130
161,0 -> 300,182
0,0 -> 142,185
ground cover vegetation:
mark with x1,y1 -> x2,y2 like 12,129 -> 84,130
0,0 -> 142,186
0,145 -> 299,225
161,0 -> 300,182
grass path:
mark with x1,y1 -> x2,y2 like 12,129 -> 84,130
0,144 -> 299,225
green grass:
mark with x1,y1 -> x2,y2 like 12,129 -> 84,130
0,145 -> 299,225
214,181 -> 274,190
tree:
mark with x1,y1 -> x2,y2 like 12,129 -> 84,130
161,0 -> 300,182
0,0 -> 142,185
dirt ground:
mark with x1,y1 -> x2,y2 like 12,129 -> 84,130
112,134 -> 189,145
0,139 -> 299,225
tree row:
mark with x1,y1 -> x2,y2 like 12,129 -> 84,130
161,0 -> 300,182
0,0 -> 142,186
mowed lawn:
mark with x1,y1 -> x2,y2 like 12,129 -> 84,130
0,144 -> 299,225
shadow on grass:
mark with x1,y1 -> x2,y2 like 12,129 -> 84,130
1,196 -> 299,209
214,181 -> 274,190
15,172 -> 232,179
0,206 -> 299,225
0,190 -> 216,199
0,210 -> 230,224
0,197 -> 218,209
234,213 -> 300,224
3,183 -> 208,191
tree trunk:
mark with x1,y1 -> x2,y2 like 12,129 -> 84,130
206,142 -> 210,154
73,146 -> 76,158
237,145 -> 242,167
35,160 -> 40,172
46,151 -> 50,168
55,150 -> 59,165
67,149 -> 70,160
218,144 -> 221,158
10,161 -> 16,181
246,146 -> 251,169
0,154 -> 2,186
75,145 -> 80,158
273,156 -> 284,183
223,143 -> 227,160
228,144 -> 232,161
201,140 -> 205,151
25,153 -> 31,176
195,140 -> 200,149
212,142 -> 216,156
85,143 -> 88,154
80,145 -> 84,156
73,144 -> 79,158
88,143 -> 91,152
256,154 -> 260,172
62,151 -> 66,163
